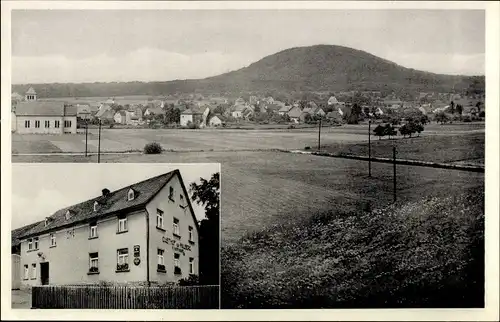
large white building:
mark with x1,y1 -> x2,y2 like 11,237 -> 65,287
13,87 -> 77,134
16,170 -> 200,287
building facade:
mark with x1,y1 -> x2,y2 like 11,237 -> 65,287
14,88 -> 77,134
17,170 -> 199,287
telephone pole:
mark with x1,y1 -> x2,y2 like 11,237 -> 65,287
368,119 -> 372,177
97,119 -> 102,163
85,119 -> 88,157
393,146 -> 397,203
318,116 -> 322,152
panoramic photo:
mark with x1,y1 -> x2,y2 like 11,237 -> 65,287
8,7 -> 489,310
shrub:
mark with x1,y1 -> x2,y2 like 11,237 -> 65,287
304,146 -> 311,150
178,275 -> 200,286
143,142 -> 163,154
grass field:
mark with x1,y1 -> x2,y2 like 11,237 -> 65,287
318,132 -> 485,165
11,122 -> 484,154
12,151 -> 485,243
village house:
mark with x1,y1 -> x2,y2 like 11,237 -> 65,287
278,105 -> 293,116
13,88 -> 77,134
76,104 -> 95,121
208,114 -> 226,127
16,170 -> 200,287
287,106 -> 303,123
114,110 -> 132,125
231,105 -> 247,119
144,107 -> 164,117
180,107 -> 207,126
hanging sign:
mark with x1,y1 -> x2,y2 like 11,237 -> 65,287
134,245 -> 140,257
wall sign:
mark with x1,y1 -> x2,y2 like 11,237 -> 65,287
162,236 -> 192,256
134,245 -> 140,257
134,257 -> 141,266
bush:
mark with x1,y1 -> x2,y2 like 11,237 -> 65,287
143,142 -> 163,154
178,275 -> 200,286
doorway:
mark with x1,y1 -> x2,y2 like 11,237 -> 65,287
40,262 -> 49,285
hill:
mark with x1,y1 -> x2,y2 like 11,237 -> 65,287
12,45 -> 484,98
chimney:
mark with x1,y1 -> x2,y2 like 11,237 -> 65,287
102,188 -> 110,197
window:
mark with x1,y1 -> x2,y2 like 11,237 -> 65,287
118,216 -> 128,233
27,238 -> 33,251
93,201 -> 99,212
35,120 -> 40,128
65,210 -> 72,220
127,189 -> 135,201
44,218 -> 49,227
31,263 -> 36,279
173,218 -> 180,236
55,120 -> 60,128
189,258 -> 194,274
44,120 -> 50,128
64,120 -> 72,128
23,265 -> 29,280
24,120 -> 30,128
33,237 -> 39,250
117,248 -> 129,271
169,187 -> 174,201
89,223 -> 98,238
156,209 -> 164,229
89,252 -> 99,273
174,253 -> 181,274
180,194 -> 187,209
157,249 -> 165,271
189,226 -> 194,242
50,233 -> 56,247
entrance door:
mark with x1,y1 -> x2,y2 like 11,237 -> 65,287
40,262 -> 49,285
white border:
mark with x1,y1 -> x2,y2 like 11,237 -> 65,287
2,1 -> 499,321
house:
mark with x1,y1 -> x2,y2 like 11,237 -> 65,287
326,111 -> 342,123
114,110 -> 132,124
278,105 -> 293,116
76,104 -> 94,121
327,96 -> 339,106
180,107 -> 207,126
144,107 -> 164,117
231,105 -> 247,119
209,114 -> 226,127
15,170 -> 200,287
14,88 -> 77,134
11,222 -> 41,290
234,98 -> 246,106
287,106 -> 303,123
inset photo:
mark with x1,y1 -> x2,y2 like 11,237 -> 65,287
11,163 -> 220,309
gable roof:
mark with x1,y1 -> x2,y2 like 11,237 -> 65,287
210,114 -> 227,122
11,222 -> 41,249
146,107 -> 164,115
11,92 -> 24,101
15,101 -> 68,117
279,105 -> 292,113
26,87 -> 36,95
19,171 -> 182,240
287,106 -> 302,118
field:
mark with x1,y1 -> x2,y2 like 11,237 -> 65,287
11,151 -> 485,243
319,132 -> 485,165
11,122 -> 484,155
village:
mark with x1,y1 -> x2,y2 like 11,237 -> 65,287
10,87 -> 486,134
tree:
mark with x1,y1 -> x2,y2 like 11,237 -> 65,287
399,124 -> 410,138
373,124 -> 385,140
190,173 -> 220,286
165,107 -> 181,124
450,101 -> 455,114
435,112 -> 450,125
383,124 -> 397,139
475,101 -> 481,114
456,104 -> 463,118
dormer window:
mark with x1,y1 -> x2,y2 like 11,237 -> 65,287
94,201 -> 99,212
65,210 -> 72,220
44,217 -> 51,227
127,189 -> 135,201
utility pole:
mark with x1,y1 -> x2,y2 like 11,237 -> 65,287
368,119 -> 372,177
318,116 -> 322,152
97,119 -> 101,164
85,119 -> 88,157
393,146 -> 397,203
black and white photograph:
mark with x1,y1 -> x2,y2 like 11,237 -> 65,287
1,0 -> 499,320
10,163 -> 220,309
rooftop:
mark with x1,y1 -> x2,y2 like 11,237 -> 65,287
18,170 -> 180,240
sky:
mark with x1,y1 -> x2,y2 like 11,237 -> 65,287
11,9 -> 485,84
11,163 -> 220,229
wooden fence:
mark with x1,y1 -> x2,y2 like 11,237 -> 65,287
32,285 -> 219,309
